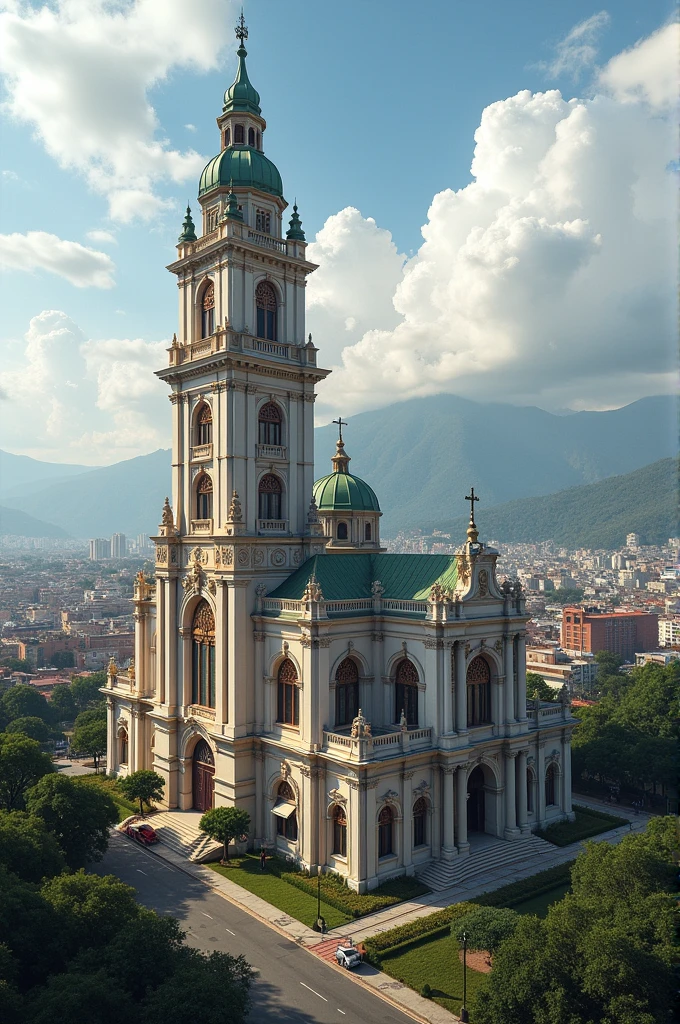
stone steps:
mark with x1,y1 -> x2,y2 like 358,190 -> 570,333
418,834 -> 555,891
150,811 -> 222,863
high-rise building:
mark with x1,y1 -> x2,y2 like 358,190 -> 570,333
105,19 -> 576,895
561,606 -> 659,661
89,538 -> 110,561
626,532 -> 640,549
111,533 -> 127,558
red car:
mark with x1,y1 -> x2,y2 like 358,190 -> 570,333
122,821 -> 158,846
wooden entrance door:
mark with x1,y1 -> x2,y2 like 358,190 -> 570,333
192,740 -> 215,812
467,766 -> 486,832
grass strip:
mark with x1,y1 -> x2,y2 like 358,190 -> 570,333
535,807 -> 629,847
475,861 -> 574,908
379,929 -> 487,1017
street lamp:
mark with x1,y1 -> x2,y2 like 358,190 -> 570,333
315,864 -> 326,933
460,929 -> 469,1023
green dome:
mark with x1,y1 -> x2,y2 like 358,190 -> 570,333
313,471 -> 381,513
223,44 -> 261,116
198,147 -> 283,199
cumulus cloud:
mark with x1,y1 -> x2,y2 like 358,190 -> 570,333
0,231 -> 116,287
86,229 -> 117,245
0,311 -> 169,463
598,20 -> 679,110
538,11 -> 610,81
0,0 -> 235,221
311,23 -> 677,422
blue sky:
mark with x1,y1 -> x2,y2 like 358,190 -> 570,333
0,1 -> 676,464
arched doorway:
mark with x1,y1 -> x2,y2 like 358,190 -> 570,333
192,739 -> 215,811
467,765 -> 486,833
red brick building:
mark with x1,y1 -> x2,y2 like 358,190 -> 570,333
561,607 -> 659,662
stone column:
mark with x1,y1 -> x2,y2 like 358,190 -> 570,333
454,641 -> 467,734
563,738 -> 573,818
443,642 -> 453,734
157,578 -> 166,704
504,749 -> 519,838
301,766 -> 314,870
348,778 -> 362,892
254,751 -> 264,843
516,632 -> 527,721
214,581 -> 227,726
106,696 -> 116,773
263,676 -> 275,734
253,631 -> 265,731
504,635 -> 515,725
166,578 -> 178,710
536,743 -> 546,827
402,771 -> 414,875
516,749 -> 529,833
455,764 -> 469,855
441,767 -> 456,860
364,780 -> 377,892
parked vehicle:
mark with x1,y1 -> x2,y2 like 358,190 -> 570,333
335,945 -> 362,970
122,821 -> 158,846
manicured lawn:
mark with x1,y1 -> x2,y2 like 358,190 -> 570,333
76,773 -> 140,823
511,882 -> 571,918
210,856 -> 351,929
380,930 -> 486,1017
535,806 -> 629,847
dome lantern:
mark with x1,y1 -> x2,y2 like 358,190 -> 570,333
312,421 -> 384,552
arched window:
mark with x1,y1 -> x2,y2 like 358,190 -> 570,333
274,780 -> 297,841
234,123 -> 244,144
195,403 -> 212,445
223,127 -> 230,147
545,763 -> 558,806
276,658 -> 299,726
337,522 -> 348,540
335,658 -> 359,727
413,797 -> 427,848
258,473 -> 282,521
527,769 -> 535,813
191,600 -> 215,708
256,130 -> 261,148
201,282 -> 215,338
119,728 -> 128,765
196,474 -> 213,521
255,281 -> 277,341
365,522 -> 372,541
395,659 -> 419,726
467,656 -> 491,727
258,402 -> 282,446
248,126 -> 255,146
378,806 -> 394,858
332,805 -> 347,857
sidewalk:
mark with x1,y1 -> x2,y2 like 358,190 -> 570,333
141,801 -> 649,1024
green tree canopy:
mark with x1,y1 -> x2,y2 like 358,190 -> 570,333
0,865 -> 63,990
613,661 -> 679,739
0,734 -> 54,811
454,906 -> 521,954
70,673 -> 106,713
48,685 -> 76,723
117,770 -> 165,817
4,717 -> 51,744
526,672 -> 558,702
0,810 -> 65,883
0,658 -> 32,673
25,969 -> 131,1024
72,710 -> 107,771
199,806 -> 251,863
26,774 -> 117,869
0,686 -> 52,727
42,871 -> 142,955
595,650 -> 624,676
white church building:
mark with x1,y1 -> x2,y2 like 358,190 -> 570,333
106,25 -> 576,892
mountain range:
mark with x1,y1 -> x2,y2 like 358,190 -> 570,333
0,393 -> 676,542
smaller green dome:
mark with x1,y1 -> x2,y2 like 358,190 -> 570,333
223,44 -> 261,116
198,147 -> 283,199
313,471 -> 380,513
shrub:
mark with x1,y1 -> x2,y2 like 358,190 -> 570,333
454,906 -> 520,953
364,902 -> 477,961
421,983 -> 432,999
474,863 -> 573,908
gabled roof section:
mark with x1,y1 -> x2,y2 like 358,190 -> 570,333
268,553 -> 458,603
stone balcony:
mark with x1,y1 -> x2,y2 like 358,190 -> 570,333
322,726 -> 433,762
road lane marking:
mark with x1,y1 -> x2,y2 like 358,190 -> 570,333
337,1011 -> 346,1015
225,928 -> 236,936
300,982 -> 327,1002
187,931 -> 199,939
136,869 -> 148,875
201,912 -> 213,919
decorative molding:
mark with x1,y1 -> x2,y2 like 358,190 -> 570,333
413,779 -> 431,795
237,547 -> 250,567
313,637 -> 331,648
423,638 -> 444,649
270,548 -> 286,567
477,568 -> 489,598
381,789 -> 400,803
371,632 -> 384,643
401,770 -> 415,781
253,631 -> 266,642
252,547 -> 265,566
215,545 -> 234,567
327,788 -> 347,807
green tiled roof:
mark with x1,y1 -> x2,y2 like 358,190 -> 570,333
268,554 -> 458,604
313,471 -> 380,513
198,147 -> 283,199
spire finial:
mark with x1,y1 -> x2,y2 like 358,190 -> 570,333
235,8 -> 248,47
332,416 -> 347,444
465,487 -> 480,543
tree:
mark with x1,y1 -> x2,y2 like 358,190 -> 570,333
0,865 -> 63,990
0,734 -> 54,810
26,969 -> 131,1024
141,947 -> 253,1024
70,673 -> 107,713
48,685 -> 76,723
0,810 -> 65,883
454,906 -> 520,954
41,871 -> 142,956
72,710 -> 107,771
49,651 -> 74,670
0,658 -> 32,674
117,770 -> 165,817
0,686 -> 52,727
613,661 -> 679,739
526,672 -> 558,702
4,718 -> 50,744
199,806 -> 250,863
595,650 -> 624,677
26,774 -> 117,869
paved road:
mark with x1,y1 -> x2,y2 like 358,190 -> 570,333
94,833 -> 417,1024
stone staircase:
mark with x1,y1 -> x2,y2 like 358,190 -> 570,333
417,833 -> 555,892
148,811 -> 222,863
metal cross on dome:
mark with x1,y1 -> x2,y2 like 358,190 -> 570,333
332,416 -> 347,443
465,487 -> 480,524
235,9 -> 248,45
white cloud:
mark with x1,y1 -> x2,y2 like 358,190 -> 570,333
311,24 -> 677,422
184,123 -> 197,132
597,21 -> 679,110
0,231 -> 116,287
0,0 -> 236,221
86,229 -> 117,245
538,11 -> 611,80
1,168 -> 19,180
0,311 -> 169,463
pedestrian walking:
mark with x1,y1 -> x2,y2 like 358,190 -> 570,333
260,848 -> 266,872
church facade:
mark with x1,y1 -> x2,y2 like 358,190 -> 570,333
106,25 -> 576,892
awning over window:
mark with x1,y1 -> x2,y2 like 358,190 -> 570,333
272,799 -> 297,819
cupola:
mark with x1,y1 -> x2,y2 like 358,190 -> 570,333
312,420 -> 384,552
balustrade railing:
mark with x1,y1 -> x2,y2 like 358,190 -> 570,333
247,230 -> 288,254
190,519 -> 213,534
256,444 -> 287,460
382,598 -> 428,614
322,726 -> 432,759
191,443 -> 212,461
258,519 -> 287,532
